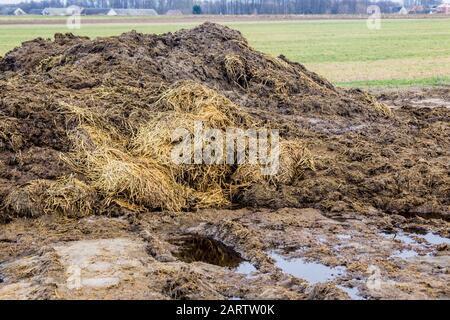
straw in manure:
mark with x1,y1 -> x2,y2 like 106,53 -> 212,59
45,175 -> 98,218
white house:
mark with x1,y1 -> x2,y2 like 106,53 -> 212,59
42,7 -> 84,16
0,7 -> 26,15
398,7 -> 408,15
165,9 -> 183,16
14,8 -> 27,16
83,8 -> 110,15
108,9 -> 158,16
42,8 -> 69,16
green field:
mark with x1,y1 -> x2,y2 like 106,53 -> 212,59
1,18 -> 449,87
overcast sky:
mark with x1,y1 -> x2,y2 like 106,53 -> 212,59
0,0 -> 22,4
0,0 -> 24,4
1,0 -> 449,5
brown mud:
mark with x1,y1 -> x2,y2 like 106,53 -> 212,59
0,206 -> 448,299
0,23 -> 449,299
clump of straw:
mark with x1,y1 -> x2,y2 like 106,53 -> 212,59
224,54 -> 247,87
272,140 -> 315,184
156,80 -> 254,127
3,180 -> 54,218
0,116 -> 23,151
45,175 -> 97,218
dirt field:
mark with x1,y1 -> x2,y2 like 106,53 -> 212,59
0,23 -> 449,300
1,148 -> 449,299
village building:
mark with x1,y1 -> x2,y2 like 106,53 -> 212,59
14,8 -> 27,16
0,7 -> 26,15
397,7 -> 408,15
437,3 -> 450,14
107,9 -> 158,16
42,8 -> 72,16
165,9 -> 183,16
83,8 -> 110,16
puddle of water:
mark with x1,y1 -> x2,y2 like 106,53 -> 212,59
235,261 -> 257,275
170,234 -> 255,274
170,235 -> 243,267
336,285 -> 364,300
269,252 -> 345,284
317,236 -> 327,243
418,233 -> 450,246
381,231 -> 450,246
380,232 -> 417,245
394,233 -> 417,245
391,249 -> 418,259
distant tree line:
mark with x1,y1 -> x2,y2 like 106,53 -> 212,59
2,0 -> 446,15
196,0 -> 403,15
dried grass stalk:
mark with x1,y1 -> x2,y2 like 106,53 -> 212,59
0,116 -> 23,151
84,147 -> 185,211
3,180 -> 54,218
45,175 -> 97,218
224,54 -> 247,87
156,80 -> 254,127
271,140 -> 315,184
362,92 -> 393,117
263,53 -> 293,71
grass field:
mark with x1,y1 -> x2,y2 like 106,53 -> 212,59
1,17 -> 449,87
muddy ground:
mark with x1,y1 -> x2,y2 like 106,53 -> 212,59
0,24 -> 449,299
0,193 -> 449,300
1,90 -> 449,300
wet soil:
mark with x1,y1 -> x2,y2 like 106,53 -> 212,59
169,234 -> 246,268
373,86 -> 450,110
0,204 -> 448,299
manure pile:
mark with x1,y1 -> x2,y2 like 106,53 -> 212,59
0,23 -> 448,222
